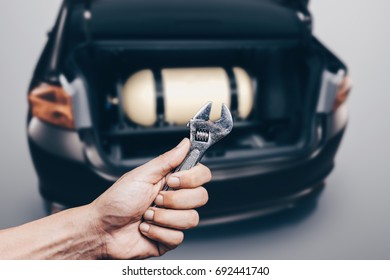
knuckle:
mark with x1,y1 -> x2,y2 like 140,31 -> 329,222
158,153 -> 175,172
197,164 -> 212,183
205,167 -> 212,182
172,231 -> 184,246
163,192 -> 175,207
149,207 -> 159,221
198,187 -> 209,205
179,171 -> 195,187
188,210 -> 200,228
187,175 -> 196,187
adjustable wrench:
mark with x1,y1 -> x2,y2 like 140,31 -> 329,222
162,102 -> 234,191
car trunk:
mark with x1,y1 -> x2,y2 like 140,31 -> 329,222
65,39 -> 323,168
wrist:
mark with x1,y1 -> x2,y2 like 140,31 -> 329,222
44,204 -> 106,259
82,202 -> 108,259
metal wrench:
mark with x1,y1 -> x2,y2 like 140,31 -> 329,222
162,102 -> 234,191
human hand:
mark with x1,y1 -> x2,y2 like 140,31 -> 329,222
89,138 -> 211,259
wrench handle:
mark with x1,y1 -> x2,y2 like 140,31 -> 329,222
162,148 -> 204,191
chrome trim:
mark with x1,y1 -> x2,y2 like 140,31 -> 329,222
316,69 -> 345,113
60,74 -> 93,130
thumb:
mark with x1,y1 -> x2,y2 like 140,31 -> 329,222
136,138 -> 190,184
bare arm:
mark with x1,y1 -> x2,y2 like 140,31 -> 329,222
0,138 -> 210,259
0,206 -> 102,259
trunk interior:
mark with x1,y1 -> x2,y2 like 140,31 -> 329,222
67,40 -> 319,166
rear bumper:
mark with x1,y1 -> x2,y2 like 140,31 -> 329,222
199,129 -> 343,219
28,106 -> 347,220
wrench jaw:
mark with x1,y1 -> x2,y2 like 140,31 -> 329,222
215,103 -> 234,137
192,101 -> 212,121
188,102 -> 234,151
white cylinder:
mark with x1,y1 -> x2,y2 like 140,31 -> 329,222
122,67 -> 254,126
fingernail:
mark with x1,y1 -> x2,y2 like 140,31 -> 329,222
140,223 -> 150,233
144,209 -> 154,221
168,176 -> 180,188
176,138 -> 187,148
155,194 -> 164,206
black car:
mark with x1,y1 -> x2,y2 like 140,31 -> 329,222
27,0 -> 351,225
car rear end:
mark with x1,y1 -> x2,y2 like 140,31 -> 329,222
27,0 -> 350,224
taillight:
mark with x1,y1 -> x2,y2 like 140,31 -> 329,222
334,76 -> 352,111
28,83 -> 75,129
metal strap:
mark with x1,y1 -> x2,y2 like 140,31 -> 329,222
152,69 -> 165,124
225,67 -> 239,117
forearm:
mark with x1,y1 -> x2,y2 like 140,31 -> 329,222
0,205 -> 104,260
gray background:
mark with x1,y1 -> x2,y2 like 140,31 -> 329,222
0,0 -> 389,259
